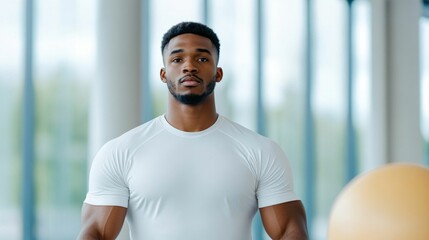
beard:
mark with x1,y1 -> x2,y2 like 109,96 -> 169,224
167,76 -> 217,106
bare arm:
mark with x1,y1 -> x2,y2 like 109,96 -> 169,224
260,200 -> 308,240
77,204 -> 127,240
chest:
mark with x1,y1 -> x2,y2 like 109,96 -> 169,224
127,137 -> 258,205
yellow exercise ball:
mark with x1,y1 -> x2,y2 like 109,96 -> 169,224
328,163 -> 429,240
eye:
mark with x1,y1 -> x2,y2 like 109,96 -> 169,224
198,58 -> 209,62
172,58 -> 182,63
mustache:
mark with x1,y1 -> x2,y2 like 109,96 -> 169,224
178,74 -> 203,83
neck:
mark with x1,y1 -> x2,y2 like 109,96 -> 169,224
165,94 -> 218,132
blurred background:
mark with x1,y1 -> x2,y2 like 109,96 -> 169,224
0,0 -> 428,239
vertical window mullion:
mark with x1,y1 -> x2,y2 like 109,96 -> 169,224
141,0 -> 153,123
23,0 -> 36,239
422,1 -> 429,166
202,0 -> 210,25
304,0 -> 316,237
346,0 -> 357,182
256,0 -> 265,136
252,0 -> 265,239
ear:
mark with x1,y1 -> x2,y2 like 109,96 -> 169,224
215,67 -> 223,83
160,68 -> 167,83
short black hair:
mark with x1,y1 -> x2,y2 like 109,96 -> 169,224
161,22 -> 220,55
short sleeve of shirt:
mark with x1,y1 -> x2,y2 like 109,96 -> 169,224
84,140 -> 130,208
256,141 -> 299,208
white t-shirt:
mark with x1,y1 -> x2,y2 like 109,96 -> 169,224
84,115 -> 299,240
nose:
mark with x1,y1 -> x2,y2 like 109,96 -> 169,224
182,59 -> 198,74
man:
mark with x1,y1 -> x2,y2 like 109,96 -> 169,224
78,21 -> 308,240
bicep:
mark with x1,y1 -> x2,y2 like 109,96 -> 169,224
260,200 -> 308,240
78,203 -> 127,240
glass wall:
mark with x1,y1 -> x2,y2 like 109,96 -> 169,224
0,1 -> 24,239
312,0 -> 348,237
0,0 -> 376,239
0,0 -> 96,239
263,0 -> 305,197
354,0 -> 371,171
33,0 -> 95,238
211,0 -> 257,130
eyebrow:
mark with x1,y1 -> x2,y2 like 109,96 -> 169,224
196,48 -> 212,55
169,48 -> 212,56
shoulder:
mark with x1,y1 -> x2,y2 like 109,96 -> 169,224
101,116 -> 165,155
218,116 -> 280,150
91,116 -> 165,173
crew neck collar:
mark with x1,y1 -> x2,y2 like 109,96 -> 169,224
159,114 -> 223,137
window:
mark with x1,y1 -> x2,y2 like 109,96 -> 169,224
33,1 -> 95,238
0,1 -> 24,238
3,0 -> 375,239
0,1 -> 96,239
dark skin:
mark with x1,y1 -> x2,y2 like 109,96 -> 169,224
77,33 -> 308,240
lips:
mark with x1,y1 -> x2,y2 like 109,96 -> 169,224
179,75 -> 201,87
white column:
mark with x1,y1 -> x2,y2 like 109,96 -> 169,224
89,1 -> 142,239
369,0 -> 423,167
